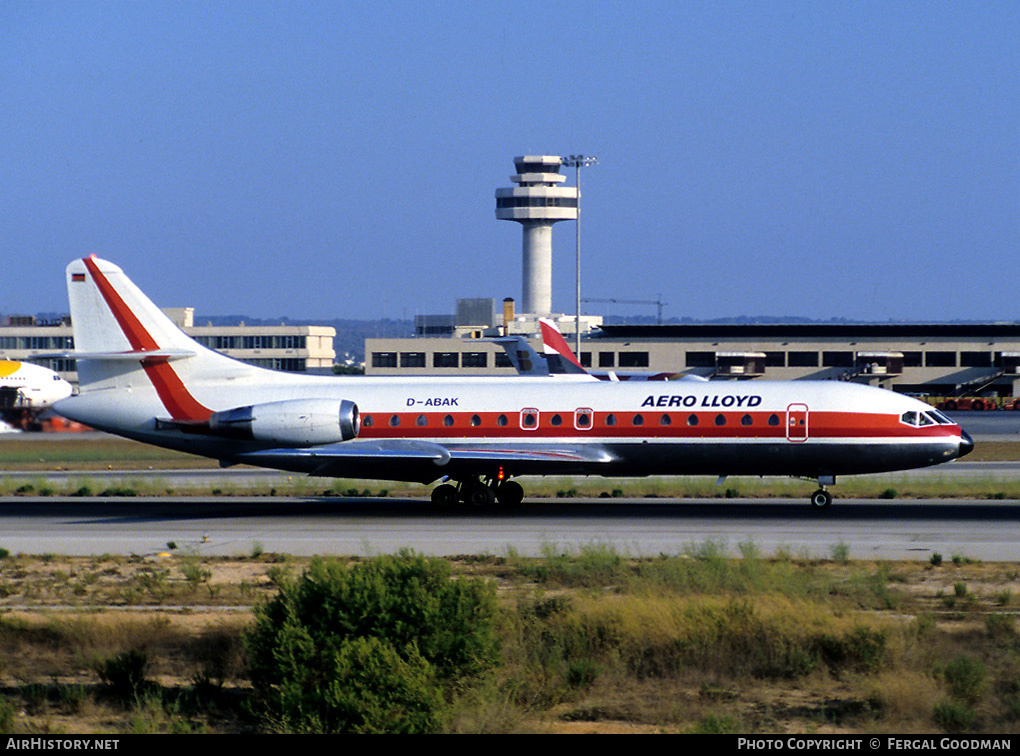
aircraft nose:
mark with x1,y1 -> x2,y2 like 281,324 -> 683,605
958,429 -> 975,458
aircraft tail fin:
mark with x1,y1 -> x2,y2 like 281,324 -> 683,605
490,321 -> 597,380
538,319 -> 590,375
491,335 -> 551,376
65,256 -> 253,396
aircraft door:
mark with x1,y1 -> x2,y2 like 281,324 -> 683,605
786,403 -> 808,442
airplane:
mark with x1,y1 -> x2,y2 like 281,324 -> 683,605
53,256 -> 973,509
0,360 -> 74,429
538,318 -> 693,381
494,319 -> 688,381
491,322 -> 594,379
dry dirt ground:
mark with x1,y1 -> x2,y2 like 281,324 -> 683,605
2,553 -> 1019,734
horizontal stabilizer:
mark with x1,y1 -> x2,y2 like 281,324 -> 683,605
61,350 -> 196,361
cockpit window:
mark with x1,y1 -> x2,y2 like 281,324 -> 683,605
900,411 -> 919,427
902,410 -> 951,428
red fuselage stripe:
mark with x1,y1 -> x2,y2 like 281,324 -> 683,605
357,409 -> 962,442
83,257 -> 212,422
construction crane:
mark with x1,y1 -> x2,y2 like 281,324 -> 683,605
581,295 -> 668,324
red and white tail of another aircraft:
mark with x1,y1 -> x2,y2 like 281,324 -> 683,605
538,318 -> 690,381
54,256 -> 973,508
495,319 -> 685,381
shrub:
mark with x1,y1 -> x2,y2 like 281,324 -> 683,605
986,613 -> 1016,639
830,541 -> 850,563
933,698 -> 976,732
694,713 -> 742,734
262,635 -> 443,733
815,626 -> 887,674
943,655 -> 986,705
244,551 -> 500,733
0,695 -> 14,733
96,648 -> 150,700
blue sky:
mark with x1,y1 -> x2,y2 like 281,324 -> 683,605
2,1 -> 1017,322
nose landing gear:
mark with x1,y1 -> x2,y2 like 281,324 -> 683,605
809,475 -> 835,509
810,488 -> 833,509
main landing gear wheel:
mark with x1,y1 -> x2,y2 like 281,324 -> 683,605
496,480 -> 525,507
431,477 -> 525,509
431,483 -> 458,508
810,489 -> 833,509
466,483 -> 496,508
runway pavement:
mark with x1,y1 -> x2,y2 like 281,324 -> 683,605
0,495 -> 1018,562
947,410 -> 1020,440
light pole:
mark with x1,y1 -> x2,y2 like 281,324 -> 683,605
561,155 -> 598,355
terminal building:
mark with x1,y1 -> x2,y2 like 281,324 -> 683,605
367,319 -> 1020,403
0,308 -> 336,383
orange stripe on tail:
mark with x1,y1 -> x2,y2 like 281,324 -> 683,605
83,257 -> 212,422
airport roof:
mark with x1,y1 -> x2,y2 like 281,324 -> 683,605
595,323 -> 1020,339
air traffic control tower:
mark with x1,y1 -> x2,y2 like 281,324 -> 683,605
495,156 -> 578,317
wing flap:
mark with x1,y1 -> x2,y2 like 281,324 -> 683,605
444,444 -> 616,464
237,441 -> 614,464
232,440 -> 616,482
237,439 -> 452,465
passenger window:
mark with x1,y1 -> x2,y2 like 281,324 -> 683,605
416,415 -> 428,427
606,414 -> 617,426
660,414 -> 671,426
687,414 -> 699,426
768,414 -> 780,426
574,409 -> 593,430
741,414 -> 753,426
521,409 -> 539,429
632,414 -> 644,426
497,414 -> 508,426
470,414 -> 481,427
715,414 -> 726,426
551,414 -> 562,426
443,415 -> 454,427
363,415 -> 374,427
389,415 -> 401,427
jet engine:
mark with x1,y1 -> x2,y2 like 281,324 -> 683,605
207,398 -> 359,446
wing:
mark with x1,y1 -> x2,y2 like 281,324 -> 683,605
233,439 -> 616,483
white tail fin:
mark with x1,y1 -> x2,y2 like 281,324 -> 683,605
490,335 -> 551,376
66,256 -> 254,412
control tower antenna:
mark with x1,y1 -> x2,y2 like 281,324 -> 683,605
495,156 -> 578,317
